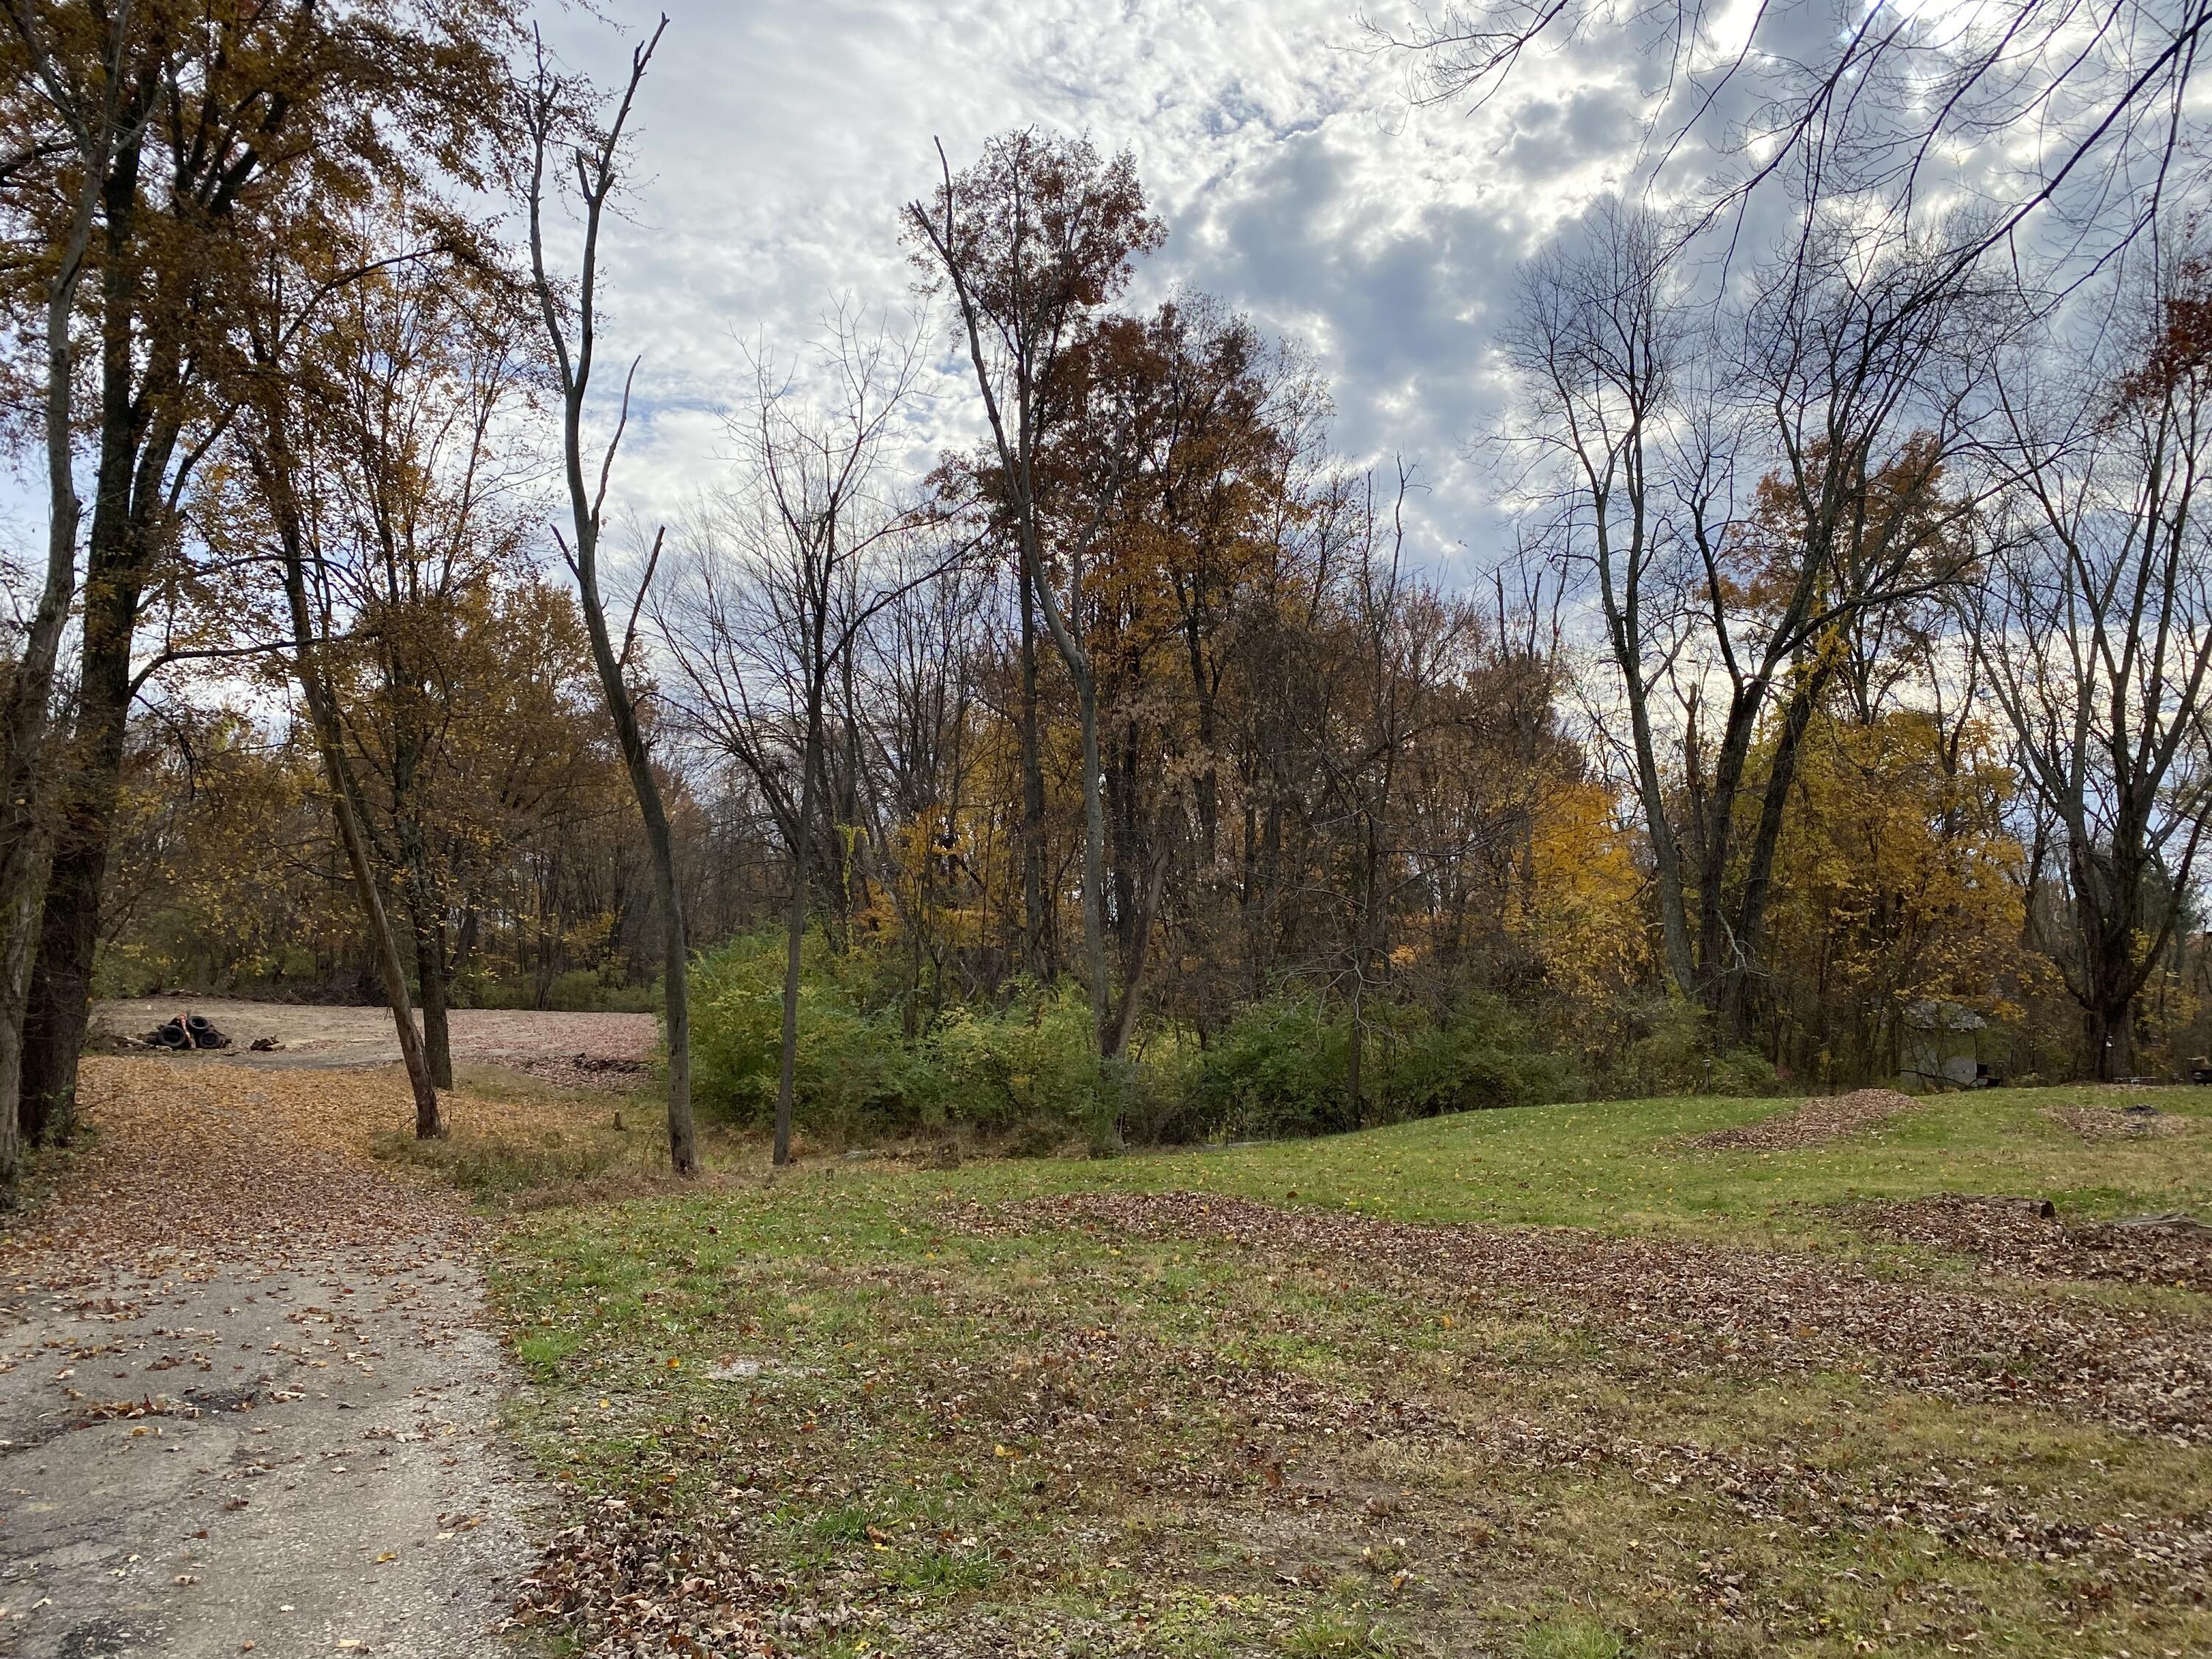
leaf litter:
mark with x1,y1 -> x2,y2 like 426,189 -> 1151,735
967,1191 -> 2212,1442
1854,1192 -> 2212,1292
500,1175 -> 2212,1658
1689,1088 -> 1921,1151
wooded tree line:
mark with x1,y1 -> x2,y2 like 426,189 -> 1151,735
1,1 -> 2207,1185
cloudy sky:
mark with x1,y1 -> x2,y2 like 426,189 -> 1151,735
529,0 -> 1660,574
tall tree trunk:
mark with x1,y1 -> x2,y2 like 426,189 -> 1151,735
587,646 -> 696,1177
24,489 -> 178,1146
1107,835 -> 1168,1057
0,74 -> 108,1173
1073,670 -> 1114,1058
1346,814 -> 1383,1132
389,660 -> 454,1089
1717,661 -> 1834,1045
773,669 -> 826,1168
2086,1000 -> 2133,1082
20,114 -> 178,1151
524,19 -> 694,1176
1018,559 -> 1053,980
260,452 -> 444,1140
411,905 -> 455,1091
1344,970 -> 1366,1134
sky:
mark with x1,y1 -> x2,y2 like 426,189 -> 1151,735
0,0 -> 2145,599
527,0 -> 1660,575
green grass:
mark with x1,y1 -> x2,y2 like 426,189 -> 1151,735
484,1083 -> 2212,1656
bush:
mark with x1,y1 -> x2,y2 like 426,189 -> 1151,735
1707,1046 -> 1778,1096
688,931 -> 914,1130
688,930 -> 1592,1147
1175,992 -> 1573,1142
917,980 -> 1108,1135
1384,995 -> 1580,1118
1177,995 -> 1352,1141
1559,992 -> 1779,1099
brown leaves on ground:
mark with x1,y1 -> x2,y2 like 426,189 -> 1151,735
12,1058 -> 620,1291
13,1061 -> 471,1292
1438,1408 -> 2212,1600
505,1054 -> 655,1091
1690,1087 -> 1919,1150
499,1218 -> 2212,1655
2048,1101 -> 2194,1141
507,1500 -> 787,1658
1857,1192 -> 2212,1291
970,1191 -> 2212,1442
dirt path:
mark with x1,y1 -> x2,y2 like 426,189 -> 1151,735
0,1061 -> 546,1658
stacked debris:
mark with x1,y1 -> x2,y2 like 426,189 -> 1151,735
142,1012 -> 231,1051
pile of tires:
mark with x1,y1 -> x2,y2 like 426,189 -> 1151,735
143,1012 -> 230,1051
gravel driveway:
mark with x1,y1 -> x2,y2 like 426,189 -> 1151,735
0,1057 -> 557,1656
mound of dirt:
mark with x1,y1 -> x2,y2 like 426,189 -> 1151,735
2048,1102 -> 2193,1141
1857,1192 -> 2212,1291
1691,1088 -> 1919,1151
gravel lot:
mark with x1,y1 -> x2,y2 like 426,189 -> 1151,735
92,996 -> 657,1079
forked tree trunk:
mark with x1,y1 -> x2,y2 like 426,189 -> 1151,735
262,451 -> 443,1140
2086,1002 -> 2134,1082
0,60 -> 121,1176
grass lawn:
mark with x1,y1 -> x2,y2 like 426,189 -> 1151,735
461,1083 -> 2212,1658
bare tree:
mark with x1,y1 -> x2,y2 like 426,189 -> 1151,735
1509,201 -> 1993,1040
1380,0 -> 2207,270
852,537 -> 995,1029
1976,254 -> 2212,1077
521,15 -> 697,1175
1504,202 -> 1701,1003
1307,470 -> 1481,1127
658,313 -> 927,1166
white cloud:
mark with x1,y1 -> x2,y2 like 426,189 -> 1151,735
527,0 -> 1655,576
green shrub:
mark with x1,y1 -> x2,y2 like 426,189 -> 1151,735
1384,995 -> 1579,1118
1176,992 -> 1573,1142
689,931 -> 1588,1147
1708,1046 -> 1778,1096
1561,992 -> 1778,1099
690,934 -> 1154,1145
1178,995 -> 1353,1140
688,930 -> 914,1130
917,979 -> 1107,1134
